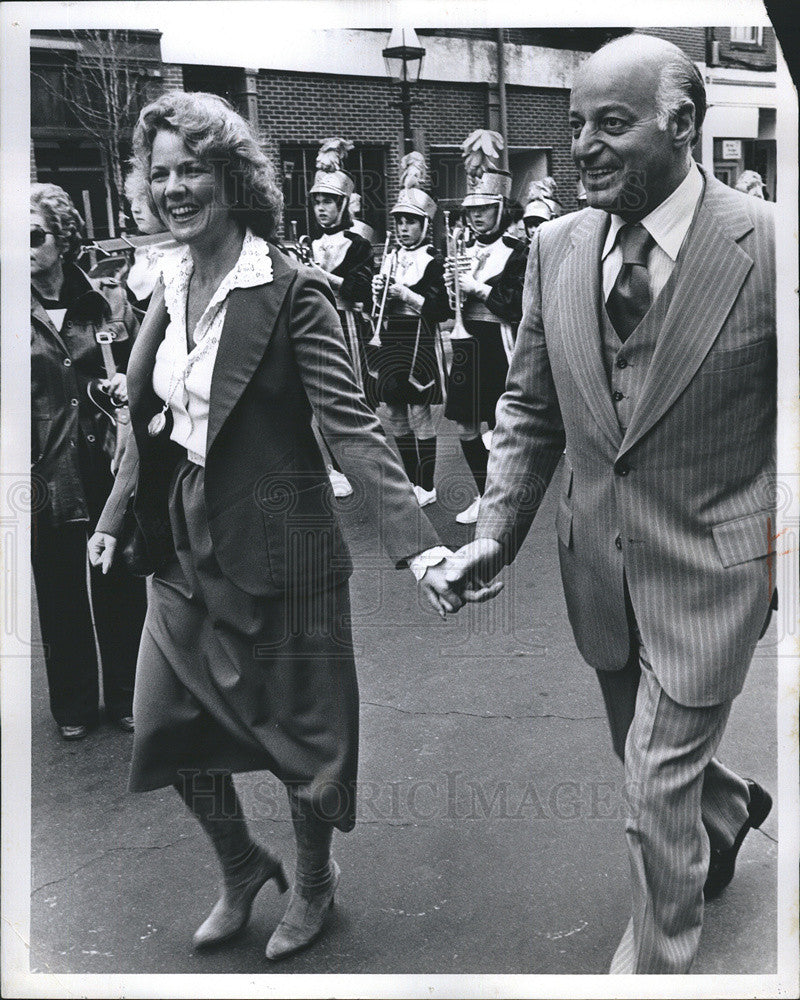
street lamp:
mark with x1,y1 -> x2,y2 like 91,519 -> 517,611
382,27 -> 426,153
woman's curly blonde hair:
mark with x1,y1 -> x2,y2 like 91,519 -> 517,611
30,183 -> 85,262
130,90 -> 283,240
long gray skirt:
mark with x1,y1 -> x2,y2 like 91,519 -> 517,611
129,458 -> 359,831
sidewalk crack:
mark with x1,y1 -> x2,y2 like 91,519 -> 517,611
361,699 -> 604,722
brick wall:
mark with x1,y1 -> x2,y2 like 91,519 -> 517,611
506,86 -> 576,212
714,27 -> 777,69
637,27 -> 707,62
255,70 -> 494,217
159,63 -> 185,93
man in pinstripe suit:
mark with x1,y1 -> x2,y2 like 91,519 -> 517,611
441,34 -> 776,972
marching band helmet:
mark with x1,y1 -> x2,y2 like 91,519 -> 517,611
460,130 -> 510,222
309,137 -> 356,226
522,197 -> 554,224
462,167 -> 513,210
391,186 -> 437,221
309,169 -> 355,200
390,151 -> 437,247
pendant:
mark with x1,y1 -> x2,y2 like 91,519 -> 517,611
148,410 -> 167,437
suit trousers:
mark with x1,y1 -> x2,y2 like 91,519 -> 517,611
596,650 -> 750,973
32,514 -> 145,726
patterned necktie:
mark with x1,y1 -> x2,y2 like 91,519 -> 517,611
607,223 -> 655,342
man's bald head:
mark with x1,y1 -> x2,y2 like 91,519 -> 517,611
569,33 -> 705,219
578,34 -> 706,144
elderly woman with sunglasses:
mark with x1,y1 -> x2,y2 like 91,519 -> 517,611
87,92 -> 460,961
30,183 -> 146,741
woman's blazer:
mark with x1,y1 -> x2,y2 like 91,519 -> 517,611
97,244 -> 439,596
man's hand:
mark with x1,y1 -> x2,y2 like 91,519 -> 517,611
445,538 -> 505,603
419,561 -> 465,618
88,532 -> 117,575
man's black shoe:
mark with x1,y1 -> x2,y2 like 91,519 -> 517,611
704,779 -> 772,901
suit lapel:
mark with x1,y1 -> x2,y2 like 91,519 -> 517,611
205,253 -> 294,457
619,176 -> 755,455
557,210 -> 623,450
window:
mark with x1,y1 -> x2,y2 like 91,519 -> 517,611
730,27 -> 763,46
280,143 -> 387,242
183,65 -> 247,117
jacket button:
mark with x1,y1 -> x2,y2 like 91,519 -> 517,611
70,397 -> 79,406
86,434 -> 95,443
63,358 -> 72,367
615,535 -> 622,550
612,390 -> 624,401
616,357 -> 628,369
615,462 -> 629,477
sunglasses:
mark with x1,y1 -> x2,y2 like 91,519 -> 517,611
31,228 -> 54,249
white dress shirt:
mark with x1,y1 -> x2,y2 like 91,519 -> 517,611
152,229 -> 273,465
601,159 -> 704,301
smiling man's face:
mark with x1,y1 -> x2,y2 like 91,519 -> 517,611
569,43 -> 690,221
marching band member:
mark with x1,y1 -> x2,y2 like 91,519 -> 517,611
370,152 -> 449,507
308,138 -> 376,497
443,131 -> 528,524
520,176 -> 563,241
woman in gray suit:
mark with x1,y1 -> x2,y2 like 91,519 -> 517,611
88,91 -> 456,961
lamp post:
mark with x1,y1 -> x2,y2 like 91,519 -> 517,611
382,28 -> 426,154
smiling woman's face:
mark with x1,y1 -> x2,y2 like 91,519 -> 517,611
149,129 -> 232,247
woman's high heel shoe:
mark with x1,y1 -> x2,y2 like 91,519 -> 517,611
193,846 -> 288,949
265,859 -> 340,960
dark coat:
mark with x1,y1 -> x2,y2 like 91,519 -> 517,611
31,263 -> 138,526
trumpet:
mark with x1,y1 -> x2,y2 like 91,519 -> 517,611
444,210 -> 472,341
368,232 -> 395,349
285,220 -> 314,265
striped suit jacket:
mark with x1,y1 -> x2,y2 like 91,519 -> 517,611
477,171 -> 776,708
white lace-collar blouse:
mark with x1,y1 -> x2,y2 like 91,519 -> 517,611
152,228 -> 274,466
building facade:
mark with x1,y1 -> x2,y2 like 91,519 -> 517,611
31,25 -> 779,242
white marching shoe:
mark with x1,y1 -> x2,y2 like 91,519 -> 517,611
455,497 -> 481,524
327,466 -> 353,498
413,485 -> 437,507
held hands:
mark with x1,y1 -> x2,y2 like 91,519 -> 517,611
419,538 -> 505,617
88,532 -> 117,575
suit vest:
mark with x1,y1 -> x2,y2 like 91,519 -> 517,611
599,256 -> 683,436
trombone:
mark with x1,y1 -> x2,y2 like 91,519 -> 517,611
368,232 -> 395,349
444,210 -> 472,341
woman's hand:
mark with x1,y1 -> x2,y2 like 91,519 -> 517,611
88,532 -> 117,575
106,372 -> 128,405
419,563 -> 465,618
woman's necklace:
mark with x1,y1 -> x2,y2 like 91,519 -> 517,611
147,327 -> 220,437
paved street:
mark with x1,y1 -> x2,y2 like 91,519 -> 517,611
29,409 -> 778,978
